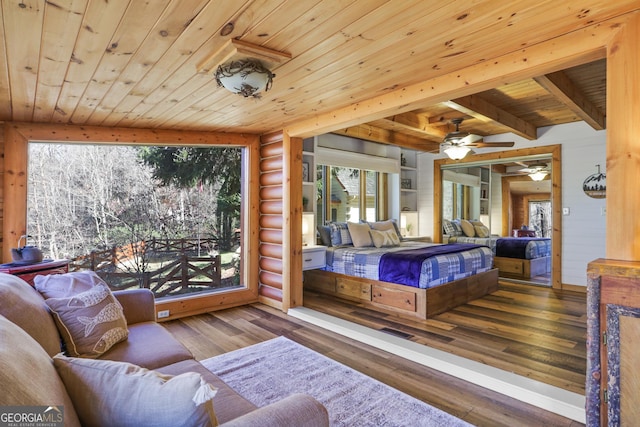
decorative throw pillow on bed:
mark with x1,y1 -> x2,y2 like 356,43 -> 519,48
443,219 -> 460,236
446,219 -> 464,236
460,219 -> 476,237
370,229 -> 400,248
317,225 -> 332,247
347,222 -> 373,247
53,355 -> 218,427
474,225 -> 490,238
35,270 -> 104,299
367,219 -> 403,241
45,283 -> 128,358
328,222 -> 353,246
471,220 -> 490,238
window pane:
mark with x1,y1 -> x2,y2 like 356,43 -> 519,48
529,200 -> 552,237
317,165 -> 383,224
27,143 -> 244,299
334,167 -> 360,222
365,170 -> 377,222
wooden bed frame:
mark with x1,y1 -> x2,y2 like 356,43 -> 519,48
303,268 -> 499,320
493,256 -> 550,280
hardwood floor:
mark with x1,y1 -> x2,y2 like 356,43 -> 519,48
162,286 -> 585,427
304,280 -> 587,395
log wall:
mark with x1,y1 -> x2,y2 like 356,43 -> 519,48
257,132 -> 303,311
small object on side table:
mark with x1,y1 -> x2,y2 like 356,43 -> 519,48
0,259 -> 70,286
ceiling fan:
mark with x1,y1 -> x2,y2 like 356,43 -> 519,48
440,118 -> 514,159
518,161 -> 550,181
500,161 -> 551,181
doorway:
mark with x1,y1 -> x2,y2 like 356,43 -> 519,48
434,145 -> 561,289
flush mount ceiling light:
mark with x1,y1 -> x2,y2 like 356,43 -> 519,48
215,59 -> 274,98
198,39 -> 291,99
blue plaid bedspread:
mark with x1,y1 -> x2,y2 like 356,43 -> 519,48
324,242 -> 494,289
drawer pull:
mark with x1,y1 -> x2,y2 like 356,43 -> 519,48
304,258 -> 312,262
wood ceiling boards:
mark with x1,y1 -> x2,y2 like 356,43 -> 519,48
0,1 -> 634,148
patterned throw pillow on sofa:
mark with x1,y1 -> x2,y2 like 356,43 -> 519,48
35,270 -> 104,299
45,283 -> 128,358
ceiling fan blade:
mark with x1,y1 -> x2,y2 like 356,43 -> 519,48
460,134 -> 483,145
467,141 -> 515,148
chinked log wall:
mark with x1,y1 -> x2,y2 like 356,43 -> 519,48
258,132 -> 303,311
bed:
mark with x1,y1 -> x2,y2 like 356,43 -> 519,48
305,220 -> 498,320
446,235 -> 499,252
493,237 -> 551,280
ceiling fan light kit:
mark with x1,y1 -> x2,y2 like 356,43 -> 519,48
528,170 -> 549,181
444,144 -> 472,160
441,118 -> 514,159
520,162 -> 550,181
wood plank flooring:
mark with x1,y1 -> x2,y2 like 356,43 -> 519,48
162,286 -> 585,427
304,280 -> 587,395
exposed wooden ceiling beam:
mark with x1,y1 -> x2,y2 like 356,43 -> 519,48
534,70 -> 606,130
374,112 -> 447,140
428,112 -> 473,126
444,95 -> 538,140
332,124 -> 440,152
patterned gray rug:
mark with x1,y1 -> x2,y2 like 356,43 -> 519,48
201,336 -> 472,427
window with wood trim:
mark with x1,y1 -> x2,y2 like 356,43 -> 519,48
316,165 -> 383,226
27,143 -> 246,300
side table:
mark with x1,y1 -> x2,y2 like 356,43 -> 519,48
302,245 -> 327,270
0,259 -> 70,286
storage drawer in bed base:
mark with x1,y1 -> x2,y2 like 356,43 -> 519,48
494,256 -> 550,279
303,268 -> 498,320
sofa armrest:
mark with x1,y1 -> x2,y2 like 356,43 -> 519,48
219,394 -> 328,427
113,289 -> 156,325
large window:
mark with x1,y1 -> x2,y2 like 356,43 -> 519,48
27,143 -> 244,300
316,165 -> 382,226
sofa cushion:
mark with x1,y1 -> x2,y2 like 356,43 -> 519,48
46,283 -> 128,358
0,272 -> 62,356
99,321 -> 193,370
0,315 -> 81,427
53,355 -> 218,427
158,359 -> 257,425
34,270 -> 103,299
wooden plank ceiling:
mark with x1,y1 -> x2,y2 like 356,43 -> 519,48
0,1 -> 633,151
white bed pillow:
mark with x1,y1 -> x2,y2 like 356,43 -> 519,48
348,222 -> 374,247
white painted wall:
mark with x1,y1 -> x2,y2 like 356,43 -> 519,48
417,121 -> 606,287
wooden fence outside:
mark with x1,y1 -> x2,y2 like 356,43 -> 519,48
69,239 -> 226,298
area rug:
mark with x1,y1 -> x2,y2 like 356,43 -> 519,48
201,336 -> 471,427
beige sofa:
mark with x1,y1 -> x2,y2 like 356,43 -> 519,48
0,272 -> 328,426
